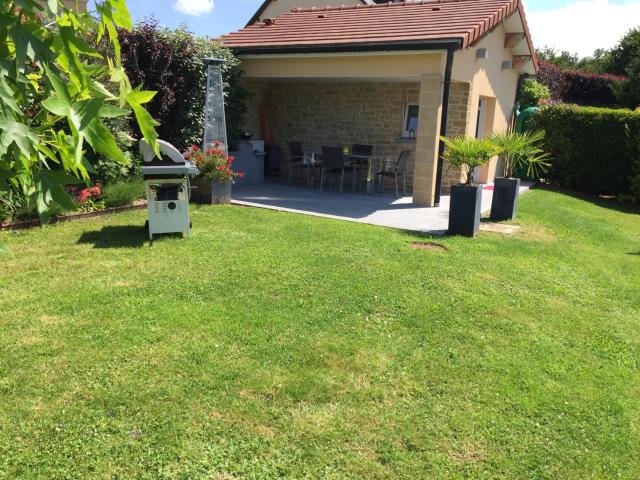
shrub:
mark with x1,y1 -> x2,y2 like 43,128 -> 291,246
530,104 -> 640,196
520,79 -> 550,109
537,61 -> 624,107
563,70 -> 624,107
102,180 -> 145,208
119,20 -> 250,151
537,61 -> 567,102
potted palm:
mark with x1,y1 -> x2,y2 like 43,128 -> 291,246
187,143 -> 244,205
489,130 -> 550,221
441,136 -> 501,237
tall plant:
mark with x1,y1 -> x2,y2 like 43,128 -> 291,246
490,130 -> 551,179
0,0 -> 159,238
441,136 -> 501,186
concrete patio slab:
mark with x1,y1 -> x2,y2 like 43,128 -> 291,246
231,181 -> 532,234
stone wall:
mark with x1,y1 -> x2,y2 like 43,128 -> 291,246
441,81 -> 473,190
243,78 -> 476,194
244,79 -> 420,189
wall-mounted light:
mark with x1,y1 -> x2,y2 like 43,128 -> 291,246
501,60 -> 513,70
476,48 -> 488,60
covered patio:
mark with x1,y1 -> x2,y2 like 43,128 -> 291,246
231,181 -> 532,234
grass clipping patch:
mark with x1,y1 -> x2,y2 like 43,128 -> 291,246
410,242 -> 448,252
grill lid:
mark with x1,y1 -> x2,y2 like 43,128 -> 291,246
140,139 -> 199,177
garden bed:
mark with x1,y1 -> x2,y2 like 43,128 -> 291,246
0,200 -> 147,231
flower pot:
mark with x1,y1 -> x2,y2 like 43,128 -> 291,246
490,177 -> 520,222
211,181 -> 232,204
191,178 -> 232,205
448,184 -> 483,237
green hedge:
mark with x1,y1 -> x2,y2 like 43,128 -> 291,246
530,105 -> 640,196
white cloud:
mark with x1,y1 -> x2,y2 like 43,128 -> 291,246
526,0 -> 640,57
173,0 -> 215,16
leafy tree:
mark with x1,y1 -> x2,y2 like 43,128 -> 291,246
610,28 -> 640,109
536,46 -> 612,74
610,28 -> 640,76
0,0 -> 159,239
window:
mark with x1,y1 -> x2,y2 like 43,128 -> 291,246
402,103 -> 420,138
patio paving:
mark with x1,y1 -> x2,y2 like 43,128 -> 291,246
231,181 -> 532,235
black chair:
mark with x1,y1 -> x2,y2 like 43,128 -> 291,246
319,147 -> 357,193
350,144 -> 373,189
287,141 -> 311,186
375,150 -> 411,197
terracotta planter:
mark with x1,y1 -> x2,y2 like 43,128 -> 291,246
191,178 -> 233,205
448,183 -> 483,237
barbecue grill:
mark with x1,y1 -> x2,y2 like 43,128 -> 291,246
140,139 -> 199,240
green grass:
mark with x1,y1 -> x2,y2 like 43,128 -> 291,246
0,189 -> 639,479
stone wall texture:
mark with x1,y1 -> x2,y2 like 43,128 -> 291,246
442,81 -> 473,190
243,78 -> 475,193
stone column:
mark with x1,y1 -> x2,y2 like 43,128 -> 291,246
412,75 -> 443,206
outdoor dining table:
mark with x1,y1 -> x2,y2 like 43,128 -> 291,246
305,151 -> 384,194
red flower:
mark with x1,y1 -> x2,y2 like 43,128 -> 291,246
226,171 -> 232,176
192,145 -> 199,152
236,172 -> 245,178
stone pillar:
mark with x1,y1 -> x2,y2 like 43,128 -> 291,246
412,75 -> 443,206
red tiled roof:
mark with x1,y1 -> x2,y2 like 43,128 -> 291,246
223,0 -> 534,58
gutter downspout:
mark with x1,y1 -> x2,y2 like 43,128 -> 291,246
434,46 -> 455,207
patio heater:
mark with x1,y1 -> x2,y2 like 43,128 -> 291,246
203,58 -> 228,152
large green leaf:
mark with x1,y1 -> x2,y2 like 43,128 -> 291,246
108,0 -> 133,31
43,94 -> 104,132
9,28 -> 52,71
34,169 -> 83,223
0,75 -> 20,113
46,0 -> 58,16
0,120 -> 37,158
98,103 -> 130,118
81,118 -> 126,163
127,87 -> 159,156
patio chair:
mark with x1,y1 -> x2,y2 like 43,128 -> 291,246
375,150 -> 412,197
287,141 -> 311,186
319,146 -> 357,193
350,144 -> 373,189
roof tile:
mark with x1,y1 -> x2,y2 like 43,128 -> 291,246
222,0 -> 530,53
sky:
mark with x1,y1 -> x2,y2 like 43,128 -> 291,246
90,0 -> 640,57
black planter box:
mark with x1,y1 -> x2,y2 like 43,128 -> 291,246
490,177 -> 521,222
448,184 -> 483,237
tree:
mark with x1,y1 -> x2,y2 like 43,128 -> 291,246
0,0 -> 159,240
610,28 -> 640,109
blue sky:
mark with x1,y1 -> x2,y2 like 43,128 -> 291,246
90,0 -> 640,56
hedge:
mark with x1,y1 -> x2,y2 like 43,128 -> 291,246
119,21 -> 250,151
537,61 -> 625,107
529,104 -> 640,196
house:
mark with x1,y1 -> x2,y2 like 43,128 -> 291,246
222,0 -> 537,206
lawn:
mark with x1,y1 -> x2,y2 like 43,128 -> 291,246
0,189 -> 639,479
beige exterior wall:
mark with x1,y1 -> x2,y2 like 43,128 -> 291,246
62,0 -> 87,11
238,53 -> 443,80
452,24 -> 521,181
254,0 -> 361,22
